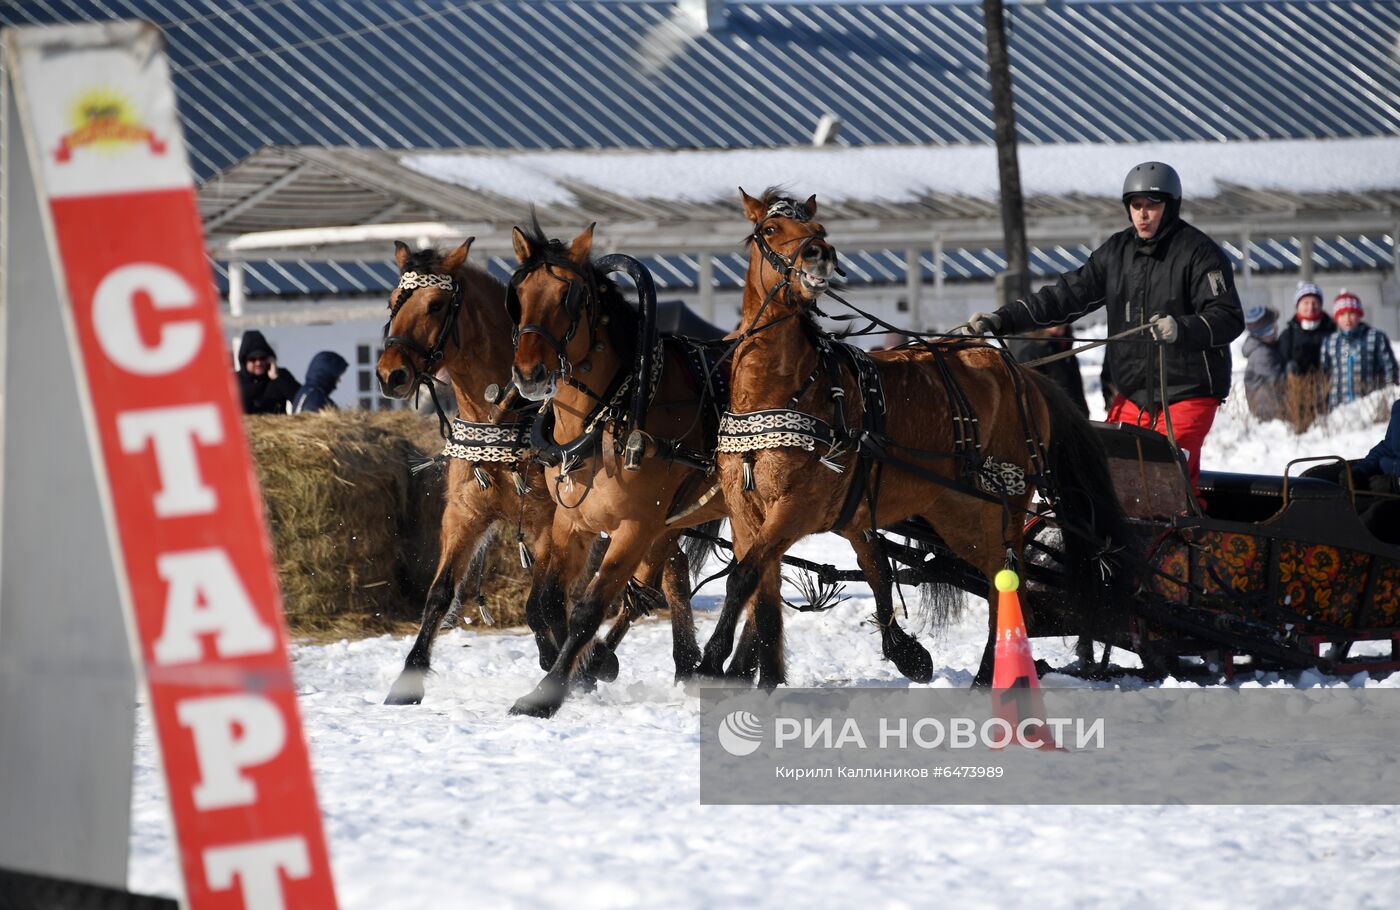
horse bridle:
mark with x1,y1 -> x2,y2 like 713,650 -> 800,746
506,254 -> 600,386
749,199 -> 838,301
382,270 -> 466,381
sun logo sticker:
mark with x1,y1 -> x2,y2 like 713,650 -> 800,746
53,87 -> 167,164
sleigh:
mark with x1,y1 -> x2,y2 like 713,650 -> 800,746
1016,422 -> 1400,679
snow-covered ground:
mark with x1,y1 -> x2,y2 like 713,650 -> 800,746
128,379 -> 1400,908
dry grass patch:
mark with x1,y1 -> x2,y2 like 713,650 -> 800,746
246,410 -> 531,637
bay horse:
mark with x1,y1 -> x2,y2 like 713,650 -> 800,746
503,217 -> 941,716
503,221 -> 737,717
700,189 -> 1132,688
376,239 -> 700,704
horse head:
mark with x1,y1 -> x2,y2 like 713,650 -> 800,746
377,238 -> 473,399
740,187 -> 837,307
507,219 -> 601,402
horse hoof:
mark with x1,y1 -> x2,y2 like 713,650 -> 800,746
583,644 -> 619,683
509,689 -> 562,719
384,672 -> 426,706
891,641 -> 934,684
673,658 -> 700,685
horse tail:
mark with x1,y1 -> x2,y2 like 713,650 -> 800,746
1025,370 -> 1136,633
681,518 -> 725,584
887,521 -> 968,633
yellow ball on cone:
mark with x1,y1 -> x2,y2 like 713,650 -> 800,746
994,568 -> 1020,592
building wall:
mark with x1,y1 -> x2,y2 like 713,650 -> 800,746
224,268 -> 1399,397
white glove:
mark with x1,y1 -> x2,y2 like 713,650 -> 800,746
1150,314 -> 1179,344
952,312 -> 1002,337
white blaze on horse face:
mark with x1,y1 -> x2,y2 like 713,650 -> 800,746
92,263 -> 203,375
117,404 -> 223,517
203,837 -> 311,910
152,548 -> 277,664
176,694 -> 287,810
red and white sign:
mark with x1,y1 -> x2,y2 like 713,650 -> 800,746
6,22 -> 338,909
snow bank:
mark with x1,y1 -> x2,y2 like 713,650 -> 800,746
404,137 -> 1400,207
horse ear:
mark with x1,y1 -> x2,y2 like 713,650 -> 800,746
802,195 -> 818,219
440,237 -> 474,273
739,187 -> 765,224
512,226 -> 533,264
394,240 -> 411,270
567,223 -> 595,266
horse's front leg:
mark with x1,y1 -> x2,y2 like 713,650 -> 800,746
846,531 -> 933,684
385,503 -> 491,705
522,522 -> 574,671
509,523 -> 647,719
697,548 -> 764,679
658,539 -> 701,682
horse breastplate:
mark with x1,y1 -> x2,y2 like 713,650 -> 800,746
717,341 -> 879,459
443,418 -> 532,463
717,408 -> 836,454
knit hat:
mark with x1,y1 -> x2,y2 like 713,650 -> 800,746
1244,304 -> 1278,338
1332,289 -> 1363,320
1294,281 -> 1323,306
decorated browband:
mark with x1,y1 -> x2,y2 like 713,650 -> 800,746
764,199 -> 811,223
396,271 -> 456,291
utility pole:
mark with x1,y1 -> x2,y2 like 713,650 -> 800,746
981,0 -> 1030,308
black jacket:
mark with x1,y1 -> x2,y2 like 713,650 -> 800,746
995,219 -> 1244,407
1276,312 -> 1335,376
236,330 -> 301,415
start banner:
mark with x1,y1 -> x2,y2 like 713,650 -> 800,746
4,22 -> 337,910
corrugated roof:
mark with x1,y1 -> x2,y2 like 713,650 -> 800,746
7,0 -> 1398,300
5,0 -> 1399,182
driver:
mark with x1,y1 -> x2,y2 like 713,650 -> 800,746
955,161 -> 1244,489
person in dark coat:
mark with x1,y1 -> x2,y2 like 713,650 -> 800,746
955,161 -> 1244,487
1008,323 -> 1089,417
291,351 -> 350,414
1275,281 -> 1335,377
1241,305 -> 1285,421
1351,400 -> 1400,544
236,330 -> 300,415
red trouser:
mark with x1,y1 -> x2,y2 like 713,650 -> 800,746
1106,395 -> 1219,490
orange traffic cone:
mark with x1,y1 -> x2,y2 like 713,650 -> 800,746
990,568 -> 1059,749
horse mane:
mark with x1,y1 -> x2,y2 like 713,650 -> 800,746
398,246 -> 496,288
516,210 -> 638,357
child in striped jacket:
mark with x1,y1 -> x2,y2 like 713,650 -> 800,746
1320,290 -> 1399,410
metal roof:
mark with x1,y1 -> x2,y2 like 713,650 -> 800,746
197,144 -> 1400,298
5,0 -> 1400,182
5,0 -> 1398,300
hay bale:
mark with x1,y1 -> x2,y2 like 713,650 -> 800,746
245,410 -> 532,636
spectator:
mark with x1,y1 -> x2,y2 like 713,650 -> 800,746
1008,323 -> 1089,417
1349,400 -> 1400,544
1319,290 -> 1399,410
1242,305 -> 1285,421
236,330 -> 300,415
292,351 -> 350,414
954,161 -> 1244,488
1276,281 -> 1335,377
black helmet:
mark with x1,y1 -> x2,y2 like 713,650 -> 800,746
1122,161 -> 1182,206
